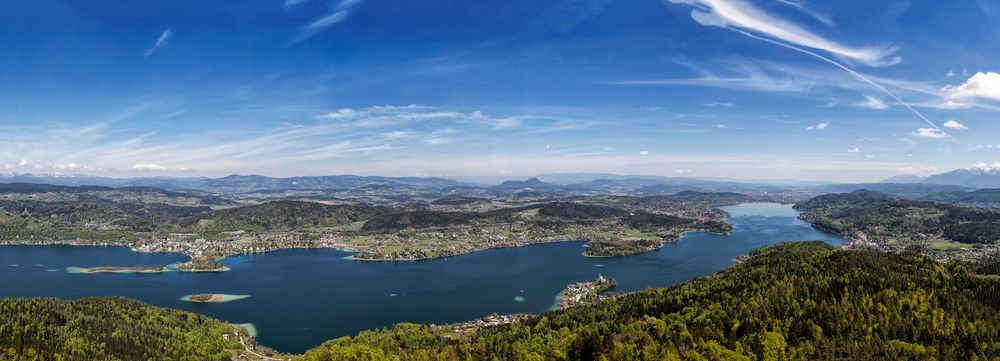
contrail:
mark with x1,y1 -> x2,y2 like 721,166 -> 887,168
731,29 -> 940,130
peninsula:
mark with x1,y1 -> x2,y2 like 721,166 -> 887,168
0,190 -> 749,264
556,275 -> 617,309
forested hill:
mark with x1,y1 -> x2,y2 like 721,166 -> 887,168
4,242 -> 1000,359
189,200 -> 383,233
0,297 -> 245,361
795,190 -> 1000,246
922,188 -> 1000,207
0,182 -> 232,207
301,242 -> 1000,359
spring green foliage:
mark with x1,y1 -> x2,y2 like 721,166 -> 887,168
796,190 -> 1000,245
4,243 -> 1000,360
302,242 -> 1000,360
361,202 -> 695,232
0,199 -> 206,241
0,297 -> 242,361
189,200 -> 380,233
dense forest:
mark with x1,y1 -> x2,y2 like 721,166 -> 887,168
922,188 -> 1000,207
0,297 -> 243,361
795,190 -> 1000,245
5,242 -> 1000,360
189,200 -> 382,233
302,242 -> 1000,360
360,201 -> 700,233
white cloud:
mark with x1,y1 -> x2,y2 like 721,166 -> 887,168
943,119 -> 968,130
847,147 -> 861,153
806,121 -> 829,130
18,159 -> 28,167
287,0 -> 365,37
423,137 -> 453,145
897,165 -> 938,175
639,150 -> 650,156
381,130 -> 412,140
667,0 -> 899,67
306,11 -> 348,31
912,128 -> 948,139
321,108 -> 355,120
943,72 -> 1000,101
613,63 -> 809,92
974,161 -> 1000,172
144,28 -> 173,57
283,0 -> 311,10
702,102 -> 735,108
935,100 -> 971,109
290,0 -> 363,45
132,163 -> 167,171
856,95 -> 888,109
945,70 -> 955,77
775,0 -> 834,26
336,0 -> 364,9
865,154 -> 876,159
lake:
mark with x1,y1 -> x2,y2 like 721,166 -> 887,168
0,203 -> 843,353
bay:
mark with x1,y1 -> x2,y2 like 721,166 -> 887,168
0,203 -> 843,353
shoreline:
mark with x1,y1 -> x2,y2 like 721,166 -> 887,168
581,228 -> 731,258
0,220 -> 737,265
554,275 -> 616,310
181,294 -> 251,303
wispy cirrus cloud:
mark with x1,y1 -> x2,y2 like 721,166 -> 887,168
667,0 -> 898,67
775,0 -> 834,26
665,0 -> 951,134
283,0 -> 311,11
611,63 -> 809,92
0,104 -> 595,176
144,28 -> 173,57
289,0 -> 365,44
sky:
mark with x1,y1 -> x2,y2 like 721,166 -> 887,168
3,0 -> 1000,182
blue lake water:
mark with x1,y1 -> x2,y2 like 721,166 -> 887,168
0,203 -> 843,353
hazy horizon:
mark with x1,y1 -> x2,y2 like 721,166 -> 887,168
0,168 -> 971,185
5,1 -> 1000,182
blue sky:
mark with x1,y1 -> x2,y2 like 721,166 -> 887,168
3,0 -> 1000,182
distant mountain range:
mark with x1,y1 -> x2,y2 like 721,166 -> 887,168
0,172 -> 797,197
879,166 -> 1000,189
9,168 -> 1000,200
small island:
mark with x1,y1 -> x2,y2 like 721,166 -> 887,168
187,294 -> 224,303
556,275 -> 616,309
181,294 -> 250,303
68,257 -> 229,274
70,265 -> 167,274
176,258 -> 229,272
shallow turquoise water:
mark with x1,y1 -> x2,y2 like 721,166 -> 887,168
0,203 -> 842,353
